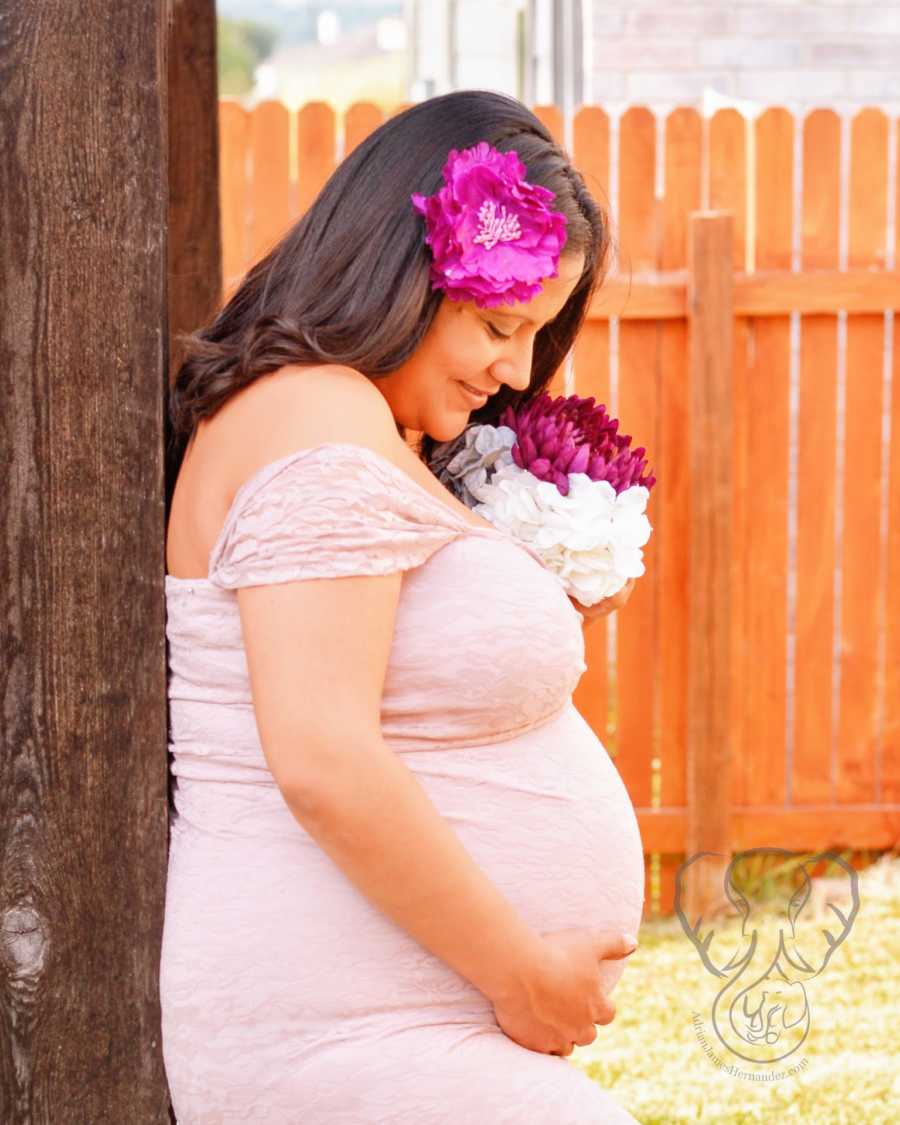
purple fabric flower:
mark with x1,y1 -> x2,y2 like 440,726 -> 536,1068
500,392 -> 657,498
411,141 -> 569,308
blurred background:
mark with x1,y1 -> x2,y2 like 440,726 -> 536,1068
217,0 -> 900,121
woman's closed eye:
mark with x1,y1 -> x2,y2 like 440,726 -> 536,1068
486,322 -> 514,341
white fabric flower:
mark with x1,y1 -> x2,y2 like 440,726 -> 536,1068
470,462 -> 652,605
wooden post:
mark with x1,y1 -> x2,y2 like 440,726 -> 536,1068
163,5 -> 221,1117
1,2 -> 170,1119
685,212 -> 734,920
166,0 -> 222,517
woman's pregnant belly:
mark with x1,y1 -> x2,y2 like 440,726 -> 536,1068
160,701 -> 646,1033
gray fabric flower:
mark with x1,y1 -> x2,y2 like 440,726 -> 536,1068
429,424 -> 517,508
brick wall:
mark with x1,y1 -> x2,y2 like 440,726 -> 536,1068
591,1 -> 900,113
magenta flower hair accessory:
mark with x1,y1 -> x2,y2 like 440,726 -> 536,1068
411,141 -> 569,308
430,392 -> 656,606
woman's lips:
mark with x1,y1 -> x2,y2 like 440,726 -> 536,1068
456,380 -> 489,407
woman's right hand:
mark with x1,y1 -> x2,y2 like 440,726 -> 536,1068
491,929 -> 638,1057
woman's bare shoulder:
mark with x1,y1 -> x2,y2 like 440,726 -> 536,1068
212,363 -> 403,486
235,362 -> 387,415
168,365 -> 405,579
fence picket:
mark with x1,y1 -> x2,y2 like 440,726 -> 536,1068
739,108 -> 793,809
250,100 -> 291,263
533,105 -> 564,147
219,100 -> 250,298
652,109 -> 702,917
296,101 -> 336,216
659,108 -> 700,812
709,109 -> 751,817
344,102 -> 383,157
572,107 -> 611,774
840,110 -> 889,804
796,110 -> 841,805
616,107 -> 659,810
709,109 -> 748,270
886,116 -> 900,803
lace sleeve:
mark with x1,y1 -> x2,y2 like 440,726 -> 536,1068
207,444 -> 466,590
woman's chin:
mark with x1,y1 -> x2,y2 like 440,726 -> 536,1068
427,415 -> 470,444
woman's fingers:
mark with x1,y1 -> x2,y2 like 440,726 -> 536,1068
593,997 -> 616,1026
555,1022 -> 600,1056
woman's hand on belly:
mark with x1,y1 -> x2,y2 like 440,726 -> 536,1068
490,928 -> 638,1057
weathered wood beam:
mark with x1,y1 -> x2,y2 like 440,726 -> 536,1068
1,0 -> 171,1119
166,0 -> 221,518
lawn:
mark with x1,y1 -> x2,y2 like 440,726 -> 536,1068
571,852 -> 900,1123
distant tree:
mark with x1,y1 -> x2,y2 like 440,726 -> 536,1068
217,18 -> 278,96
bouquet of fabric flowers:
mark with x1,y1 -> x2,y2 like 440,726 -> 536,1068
430,392 -> 656,607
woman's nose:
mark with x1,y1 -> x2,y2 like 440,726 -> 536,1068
491,336 -> 534,392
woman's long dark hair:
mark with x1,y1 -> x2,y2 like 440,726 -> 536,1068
168,89 -> 612,470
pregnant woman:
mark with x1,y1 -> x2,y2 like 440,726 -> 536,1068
162,89 -> 646,1122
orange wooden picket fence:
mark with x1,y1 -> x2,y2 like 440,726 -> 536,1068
217,99 -> 900,917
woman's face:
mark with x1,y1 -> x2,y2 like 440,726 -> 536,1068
375,252 -> 586,441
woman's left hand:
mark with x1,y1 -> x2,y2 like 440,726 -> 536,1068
568,578 -> 636,623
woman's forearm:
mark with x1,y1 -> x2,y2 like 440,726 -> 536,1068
280,737 -> 544,1005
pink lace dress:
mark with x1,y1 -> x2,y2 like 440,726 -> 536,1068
161,442 -> 645,1124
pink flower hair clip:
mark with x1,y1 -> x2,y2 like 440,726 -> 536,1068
411,141 -> 568,309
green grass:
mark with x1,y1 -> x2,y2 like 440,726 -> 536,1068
570,853 -> 900,1123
